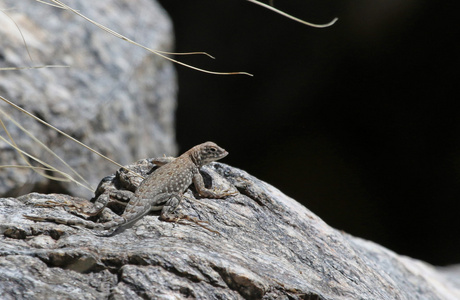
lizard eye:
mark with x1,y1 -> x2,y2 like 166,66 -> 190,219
209,147 -> 217,152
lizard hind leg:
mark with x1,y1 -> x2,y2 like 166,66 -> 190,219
24,202 -> 127,232
158,193 -> 182,222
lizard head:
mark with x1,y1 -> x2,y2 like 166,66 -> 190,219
192,141 -> 228,166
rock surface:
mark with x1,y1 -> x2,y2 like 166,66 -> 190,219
1,161 -> 459,299
0,0 -> 177,198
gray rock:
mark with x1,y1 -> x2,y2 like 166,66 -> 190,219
1,162 -> 459,299
0,0 -> 177,198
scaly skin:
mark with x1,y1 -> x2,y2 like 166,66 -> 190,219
25,142 -> 233,234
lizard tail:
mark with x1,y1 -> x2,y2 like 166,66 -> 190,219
24,214 -> 125,231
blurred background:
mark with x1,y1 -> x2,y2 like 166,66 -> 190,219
157,0 -> 460,266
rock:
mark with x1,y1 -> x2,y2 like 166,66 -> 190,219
0,0 -> 177,198
1,162 -> 459,299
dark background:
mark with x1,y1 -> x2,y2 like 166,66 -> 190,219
157,0 -> 460,266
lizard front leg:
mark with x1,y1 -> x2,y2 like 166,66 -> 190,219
192,172 -> 236,198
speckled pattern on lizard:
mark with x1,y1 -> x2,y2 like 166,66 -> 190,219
24,142 -> 234,234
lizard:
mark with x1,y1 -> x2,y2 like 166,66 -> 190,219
24,142 -> 235,234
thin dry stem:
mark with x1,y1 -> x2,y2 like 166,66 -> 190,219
0,107 -> 93,189
246,0 -> 338,28
0,165 -> 81,183
154,51 -> 215,59
0,8 -> 34,63
36,0 -> 252,76
0,8 -> 70,70
0,96 -> 145,182
0,135 -> 93,191
0,65 -> 69,71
